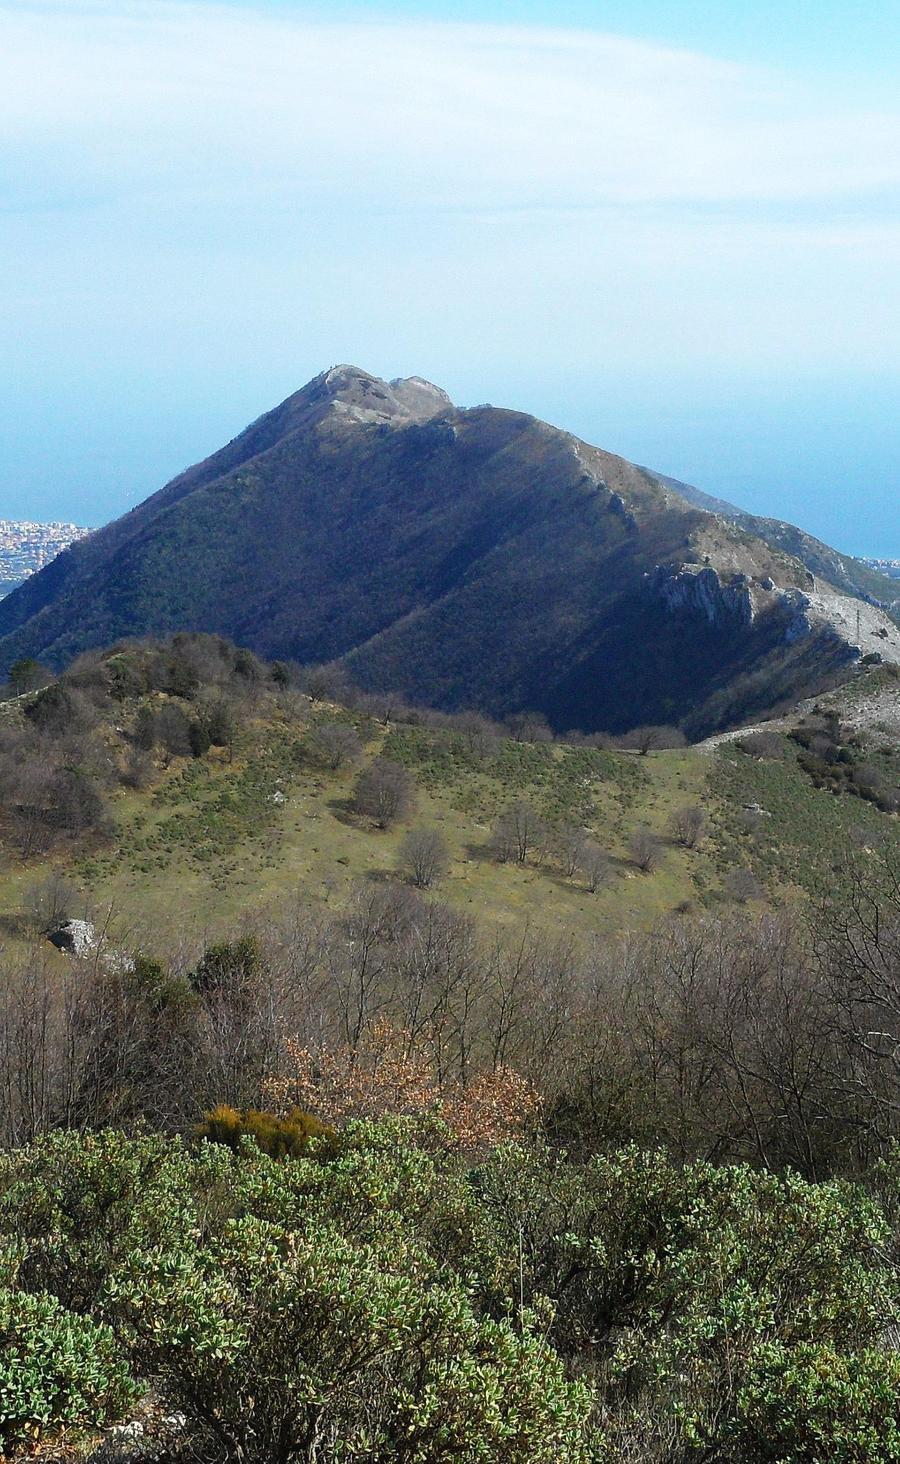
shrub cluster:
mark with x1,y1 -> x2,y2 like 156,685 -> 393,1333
791,710 -> 900,813
0,634 -> 292,858
0,1127 -> 898,1461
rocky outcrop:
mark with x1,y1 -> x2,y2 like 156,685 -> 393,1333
650,562 -> 900,670
780,587 -> 900,662
781,589 -> 817,644
650,566 -> 754,626
49,918 -> 96,956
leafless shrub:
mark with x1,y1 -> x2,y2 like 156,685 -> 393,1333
49,767 -> 108,836
357,690 -> 405,725
738,730 -> 785,759
725,868 -> 765,903
561,729 -> 615,749
24,683 -> 97,739
154,703 -> 192,760
120,747 -> 155,790
352,757 -> 416,828
629,826 -> 663,873
398,826 -> 451,889
671,804 -> 708,849
308,721 -> 363,771
738,806 -> 770,837
274,688 -> 312,726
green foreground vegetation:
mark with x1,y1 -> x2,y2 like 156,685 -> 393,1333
3,1124 -> 900,1462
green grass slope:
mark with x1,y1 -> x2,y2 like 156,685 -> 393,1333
5,684 -> 897,956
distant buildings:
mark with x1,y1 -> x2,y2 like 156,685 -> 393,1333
865,557 -> 900,581
0,519 -> 91,594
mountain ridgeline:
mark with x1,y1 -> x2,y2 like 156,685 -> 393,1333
2,366 -> 897,737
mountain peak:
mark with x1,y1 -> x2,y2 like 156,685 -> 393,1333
310,365 -> 453,428
1,367 -> 895,738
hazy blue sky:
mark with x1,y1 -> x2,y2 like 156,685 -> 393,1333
2,1 -> 898,554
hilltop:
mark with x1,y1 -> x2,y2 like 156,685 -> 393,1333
0,367 -> 896,738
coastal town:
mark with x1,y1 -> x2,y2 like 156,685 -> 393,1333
0,518 -> 90,594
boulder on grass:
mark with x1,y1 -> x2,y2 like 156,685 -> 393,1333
49,918 -> 96,957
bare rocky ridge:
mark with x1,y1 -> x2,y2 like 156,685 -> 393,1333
316,366 -> 453,430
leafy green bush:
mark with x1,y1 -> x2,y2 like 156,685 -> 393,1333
2,1127 -> 899,1464
104,1213 -> 589,1464
0,1130 -> 225,1312
473,1144 -> 898,1458
190,935 -> 264,994
0,1287 -> 137,1455
732,1343 -> 900,1462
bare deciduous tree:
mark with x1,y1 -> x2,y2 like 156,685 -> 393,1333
554,824 -> 586,879
671,805 -> 708,849
629,826 -> 663,873
579,839 -> 609,893
398,826 -> 451,889
455,712 -> 500,758
503,711 -> 554,744
24,874 -> 79,932
621,725 -> 688,755
491,801 -> 546,865
121,747 -> 155,790
301,662 -> 349,706
352,758 -> 416,829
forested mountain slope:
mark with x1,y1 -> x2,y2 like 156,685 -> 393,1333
1,366 -> 896,736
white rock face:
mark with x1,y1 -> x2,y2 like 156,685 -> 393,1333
801,588 -> 900,663
48,918 -> 96,956
652,560 -> 900,666
389,374 -> 454,420
653,566 -> 754,626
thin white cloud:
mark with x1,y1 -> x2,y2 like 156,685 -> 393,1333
2,1 -> 900,216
